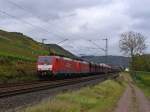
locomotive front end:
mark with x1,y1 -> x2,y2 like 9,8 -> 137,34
37,56 -> 53,78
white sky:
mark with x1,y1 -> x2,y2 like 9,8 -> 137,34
0,0 -> 149,56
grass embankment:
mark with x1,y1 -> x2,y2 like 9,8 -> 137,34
21,74 -> 127,112
133,71 -> 150,99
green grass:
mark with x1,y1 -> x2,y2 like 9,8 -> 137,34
20,74 -> 127,112
134,71 -> 150,99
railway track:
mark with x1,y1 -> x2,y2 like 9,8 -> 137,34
0,74 -> 118,98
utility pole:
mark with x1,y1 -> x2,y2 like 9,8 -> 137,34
47,38 -> 69,56
41,38 -> 52,55
41,38 -> 47,49
88,38 -> 108,64
103,38 -> 108,64
42,38 -> 47,45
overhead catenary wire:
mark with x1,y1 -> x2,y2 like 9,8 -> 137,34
0,9 -> 91,56
61,39 -> 100,56
1,0 -> 110,57
6,0 -> 42,19
0,9 -> 67,41
88,39 -> 108,64
88,40 -> 106,52
57,39 -> 69,45
4,0 -> 91,45
4,0 -> 73,40
65,45 -> 104,63
0,10 -> 41,40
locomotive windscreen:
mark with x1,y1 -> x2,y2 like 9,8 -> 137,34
38,56 -> 51,64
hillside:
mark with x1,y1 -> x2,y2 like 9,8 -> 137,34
0,30 -> 48,61
46,44 -> 78,59
0,30 -> 77,61
81,55 -> 129,68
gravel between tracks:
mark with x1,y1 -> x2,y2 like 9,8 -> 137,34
0,77 -> 106,112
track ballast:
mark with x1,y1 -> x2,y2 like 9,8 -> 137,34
0,73 -> 118,98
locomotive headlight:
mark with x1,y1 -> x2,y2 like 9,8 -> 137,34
38,65 -> 52,71
49,65 -> 52,70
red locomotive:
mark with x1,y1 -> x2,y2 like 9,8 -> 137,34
37,55 -> 119,78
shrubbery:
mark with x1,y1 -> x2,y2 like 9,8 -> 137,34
0,60 -> 37,83
133,54 -> 150,72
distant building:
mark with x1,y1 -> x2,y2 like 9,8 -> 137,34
125,68 -> 129,72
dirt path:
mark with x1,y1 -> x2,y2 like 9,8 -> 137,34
114,78 -> 150,112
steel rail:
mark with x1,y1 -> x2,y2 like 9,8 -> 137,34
0,74 -> 118,98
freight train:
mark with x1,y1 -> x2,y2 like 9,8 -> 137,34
37,56 -> 120,78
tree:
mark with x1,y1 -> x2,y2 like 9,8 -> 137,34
119,31 -> 146,71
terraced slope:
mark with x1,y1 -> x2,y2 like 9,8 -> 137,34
0,30 -> 77,62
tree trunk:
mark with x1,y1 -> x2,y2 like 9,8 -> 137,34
130,49 -> 135,75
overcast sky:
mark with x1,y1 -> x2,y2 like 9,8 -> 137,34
0,0 -> 149,56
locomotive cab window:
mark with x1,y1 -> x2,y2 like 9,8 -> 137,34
38,57 -> 51,64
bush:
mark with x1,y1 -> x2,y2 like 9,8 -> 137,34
0,61 -> 37,83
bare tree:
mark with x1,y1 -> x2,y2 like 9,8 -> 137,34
119,31 -> 146,71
